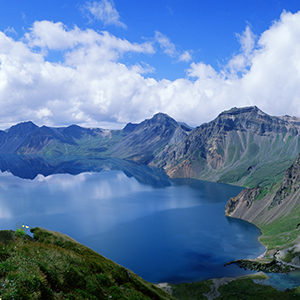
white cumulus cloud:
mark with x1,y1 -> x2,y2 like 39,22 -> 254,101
0,11 -> 300,130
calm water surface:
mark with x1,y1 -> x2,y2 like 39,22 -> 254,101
0,170 -> 270,283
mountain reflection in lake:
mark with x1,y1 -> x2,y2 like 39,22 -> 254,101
0,162 -> 266,284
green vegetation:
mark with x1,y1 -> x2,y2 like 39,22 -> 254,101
255,201 -> 300,251
15,222 -> 30,238
38,133 -> 121,157
170,280 -> 212,300
247,142 -> 259,158
6,226 -> 298,300
217,163 -> 252,185
0,228 -> 175,300
216,144 -> 224,156
282,249 -> 298,263
215,277 -> 299,300
217,157 -> 294,188
254,184 -> 279,202
243,158 -> 292,188
226,144 -> 236,164
225,259 -> 292,273
170,273 -> 300,300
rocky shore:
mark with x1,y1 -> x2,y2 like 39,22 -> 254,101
224,258 -> 295,273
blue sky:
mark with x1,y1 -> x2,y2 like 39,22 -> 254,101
0,0 -> 299,129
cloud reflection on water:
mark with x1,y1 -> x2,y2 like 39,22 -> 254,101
0,170 -> 205,235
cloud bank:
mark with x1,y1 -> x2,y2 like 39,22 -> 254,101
0,10 -> 300,129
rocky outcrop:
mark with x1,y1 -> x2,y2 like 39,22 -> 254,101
225,187 -> 261,217
166,159 -> 197,178
225,153 -> 300,225
269,154 -> 300,208
225,259 -> 293,273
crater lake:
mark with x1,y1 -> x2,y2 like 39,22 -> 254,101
0,156 -> 268,284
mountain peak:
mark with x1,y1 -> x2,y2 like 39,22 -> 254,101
122,113 -> 176,133
7,121 -> 39,135
219,105 -> 266,117
144,112 -> 178,127
152,112 -> 171,119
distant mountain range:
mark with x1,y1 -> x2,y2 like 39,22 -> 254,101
2,105 -> 300,187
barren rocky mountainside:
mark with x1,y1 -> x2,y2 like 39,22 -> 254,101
225,153 -> 300,258
225,153 -> 300,225
1,106 -> 300,187
152,106 -> 300,187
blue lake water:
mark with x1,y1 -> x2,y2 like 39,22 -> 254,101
0,169 -> 267,284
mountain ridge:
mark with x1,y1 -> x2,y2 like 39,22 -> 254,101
2,106 -> 300,187
152,106 -> 300,187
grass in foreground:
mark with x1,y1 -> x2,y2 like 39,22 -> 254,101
170,273 -> 300,300
2,227 -> 300,300
0,227 -> 175,300
215,277 -> 297,300
170,280 -> 211,300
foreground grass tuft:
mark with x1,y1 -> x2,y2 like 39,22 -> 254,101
0,227 -> 175,300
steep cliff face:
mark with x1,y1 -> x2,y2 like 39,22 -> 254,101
153,106 -> 300,187
225,153 -> 300,251
269,155 -> 300,209
225,187 -> 261,218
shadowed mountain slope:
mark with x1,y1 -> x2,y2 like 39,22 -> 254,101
109,113 -> 191,164
0,113 -> 191,165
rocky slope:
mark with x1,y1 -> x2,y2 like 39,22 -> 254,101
109,113 -> 191,164
225,153 -> 300,255
152,106 -> 300,187
225,153 -> 300,224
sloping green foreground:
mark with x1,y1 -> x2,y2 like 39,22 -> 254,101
0,228 -> 175,300
2,227 -> 300,299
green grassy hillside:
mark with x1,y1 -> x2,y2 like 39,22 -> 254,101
0,227 -> 175,300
